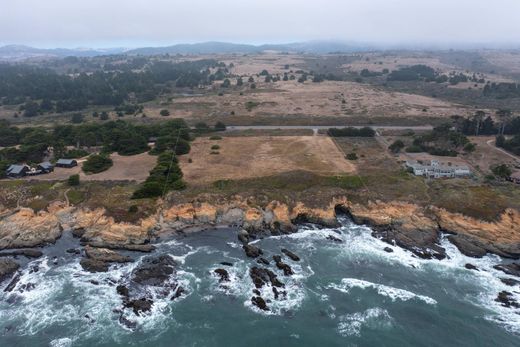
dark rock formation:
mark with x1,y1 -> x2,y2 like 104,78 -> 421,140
257,257 -> 270,265
3,273 -> 21,292
494,263 -> 520,277
447,235 -> 487,258
72,228 -> 86,238
326,235 -> 343,243
251,296 -> 269,311
131,255 -> 175,286
501,278 -> 520,286
0,259 -> 19,284
220,262 -> 233,267
124,298 -> 153,315
281,248 -> 300,261
119,316 -> 137,330
372,226 -> 446,260
0,249 -> 43,258
273,255 -> 293,276
249,267 -> 284,288
243,244 -> 263,258
383,247 -> 394,253
465,263 -> 478,271
214,268 -> 230,282
496,291 -> 520,308
80,259 -> 109,273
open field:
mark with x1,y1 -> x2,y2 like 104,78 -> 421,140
180,135 -> 355,184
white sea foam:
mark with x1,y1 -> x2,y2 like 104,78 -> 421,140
49,337 -> 73,347
328,278 -> 437,305
337,307 -> 393,337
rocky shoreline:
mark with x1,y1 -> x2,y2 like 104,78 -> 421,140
2,197 -> 519,260
1,196 -> 520,321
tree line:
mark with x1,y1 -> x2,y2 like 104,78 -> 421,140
0,59 -> 226,115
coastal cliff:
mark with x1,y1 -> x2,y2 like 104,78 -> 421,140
1,197 -> 520,260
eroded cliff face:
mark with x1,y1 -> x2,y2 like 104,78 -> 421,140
0,196 -> 519,259
0,207 -> 62,249
436,208 -> 520,258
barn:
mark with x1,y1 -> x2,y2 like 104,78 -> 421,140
55,159 -> 78,168
38,161 -> 54,173
6,164 -> 30,178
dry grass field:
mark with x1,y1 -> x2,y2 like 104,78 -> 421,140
179,135 -> 355,184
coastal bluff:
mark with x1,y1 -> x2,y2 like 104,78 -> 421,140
1,198 -> 520,259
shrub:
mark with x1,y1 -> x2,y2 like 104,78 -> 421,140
463,143 -> 476,153
160,109 -> 170,117
68,174 -> 80,186
210,151 -> 220,155
62,148 -> 89,159
209,135 -> 222,140
491,164 -> 512,179
128,205 -> 138,213
328,127 -> 375,137
405,145 -> 423,153
211,145 -> 220,150
245,101 -> 260,111
132,181 -> 163,199
389,140 -> 405,153
214,121 -> 226,131
171,179 -> 186,190
71,113 -> 84,124
346,153 -> 358,160
82,154 -> 113,174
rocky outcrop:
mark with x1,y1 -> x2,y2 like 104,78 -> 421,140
436,208 -> 520,258
347,201 -> 445,259
0,259 -> 19,283
80,246 -> 132,272
0,208 -> 62,249
2,195 -> 520,261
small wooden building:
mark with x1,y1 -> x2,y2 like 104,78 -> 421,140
6,164 -> 30,178
38,161 -> 54,173
55,159 -> 78,168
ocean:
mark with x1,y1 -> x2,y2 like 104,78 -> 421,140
1,216 -> 519,347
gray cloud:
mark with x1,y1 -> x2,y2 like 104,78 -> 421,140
1,0 -> 520,48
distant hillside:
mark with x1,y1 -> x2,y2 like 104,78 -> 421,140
126,41 -> 371,55
0,41 -> 372,61
0,45 -> 125,61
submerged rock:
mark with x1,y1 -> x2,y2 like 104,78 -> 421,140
220,262 -> 233,267
281,248 -> 300,261
495,291 -> 520,308
326,235 -> 343,243
383,247 -> 394,253
465,263 -> 478,271
119,316 -> 137,330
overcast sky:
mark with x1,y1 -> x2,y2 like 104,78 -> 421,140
1,0 -> 520,48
